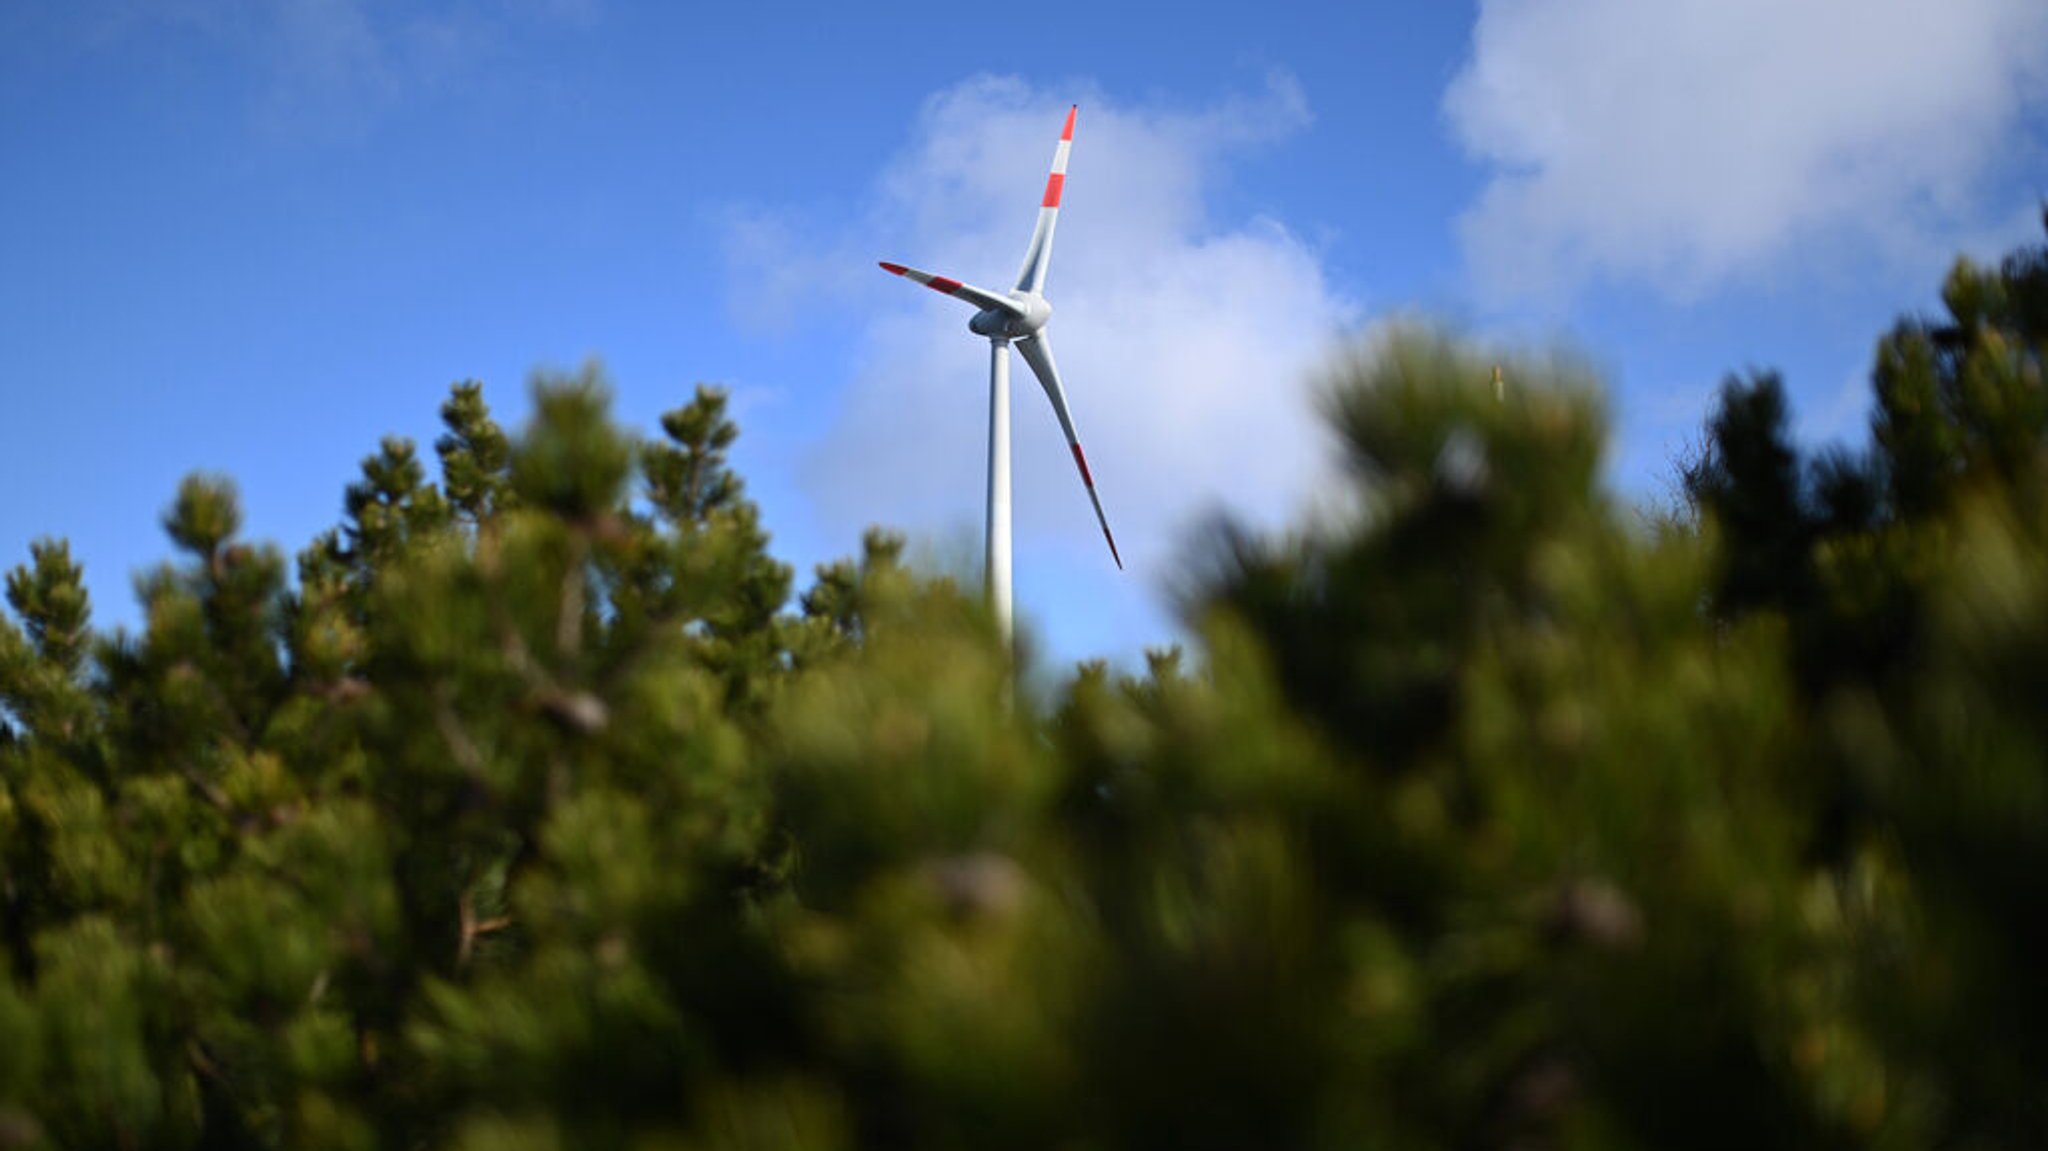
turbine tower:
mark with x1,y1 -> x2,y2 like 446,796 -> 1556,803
879,105 -> 1121,645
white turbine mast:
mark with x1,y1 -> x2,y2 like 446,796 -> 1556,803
878,104 -> 1122,645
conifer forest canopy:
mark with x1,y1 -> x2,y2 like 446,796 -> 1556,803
2,221 -> 2047,1149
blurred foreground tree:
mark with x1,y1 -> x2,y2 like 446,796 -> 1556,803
1684,212 -> 2048,1145
0,220 -> 2045,1148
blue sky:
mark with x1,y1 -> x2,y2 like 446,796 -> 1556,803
4,1 -> 2045,669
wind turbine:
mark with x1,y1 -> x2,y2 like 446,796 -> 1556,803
878,104 -> 1121,645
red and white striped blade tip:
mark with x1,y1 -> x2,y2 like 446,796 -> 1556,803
1070,443 -> 1122,570
879,261 -> 967,297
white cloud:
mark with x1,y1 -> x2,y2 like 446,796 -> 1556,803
742,75 -> 1356,597
1446,0 -> 2048,304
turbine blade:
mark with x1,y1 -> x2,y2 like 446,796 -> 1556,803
877,262 -> 1024,315
1015,332 -> 1122,569
1012,105 -> 1076,296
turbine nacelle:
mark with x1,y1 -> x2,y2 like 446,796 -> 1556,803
969,293 -> 1051,340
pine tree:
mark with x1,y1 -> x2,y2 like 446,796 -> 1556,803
632,384 -> 794,712
3,223 -> 2048,1149
436,382 -> 512,528
1682,213 -> 2048,1144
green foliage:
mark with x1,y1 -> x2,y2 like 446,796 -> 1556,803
1688,210 -> 2048,695
508,363 -> 633,523
438,382 -> 513,527
1,222 -> 2046,1149
1681,213 -> 2048,1144
4,541 -> 90,677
